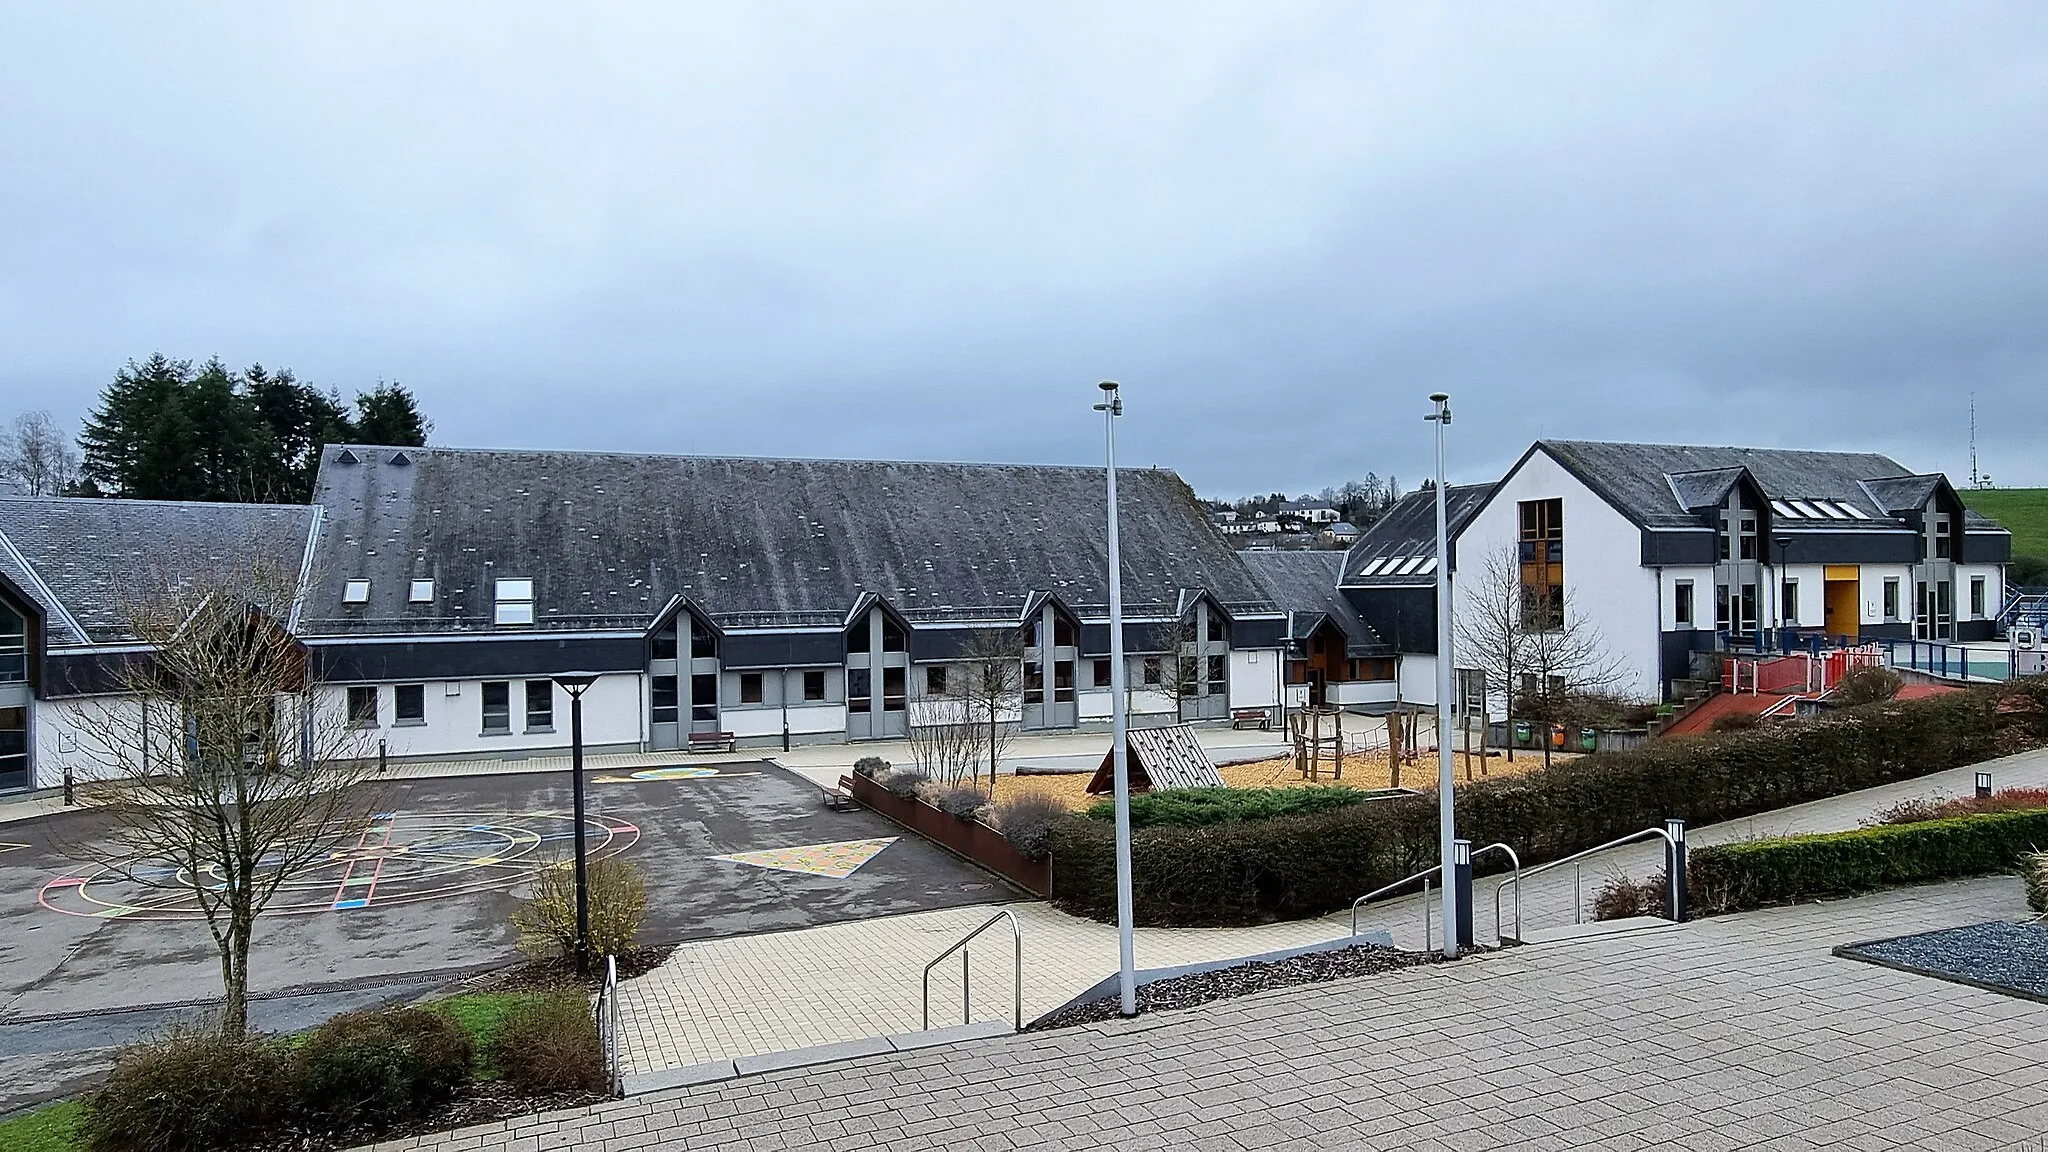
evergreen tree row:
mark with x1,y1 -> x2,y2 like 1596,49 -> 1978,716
78,354 -> 431,503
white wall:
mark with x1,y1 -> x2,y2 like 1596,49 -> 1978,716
1858,564 -> 1913,626
1453,448 -> 1663,704
35,694 -> 152,785
1330,680 -> 1399,707
1658,565 -> 1716,631
326,673 -> 645,759
1397,653 -> 1437,707
1228,649 -> 1282,709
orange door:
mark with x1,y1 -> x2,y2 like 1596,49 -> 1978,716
1823,579 -> 1859,639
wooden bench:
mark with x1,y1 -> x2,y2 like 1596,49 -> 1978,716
687,731 -> 738,754
823,776 -> 862,812
1231,708 -> 1273,731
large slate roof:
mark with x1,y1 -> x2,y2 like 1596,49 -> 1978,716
301,445 -> 1279,636
1242,550 -> 1387,655
0,497 -> 318,645
1340,484 -> 1495,587
1535,440 -> 2003,533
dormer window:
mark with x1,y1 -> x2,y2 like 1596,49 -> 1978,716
494,578 -> 535,626
343,580 -> 371,605
409,579 -> 435,604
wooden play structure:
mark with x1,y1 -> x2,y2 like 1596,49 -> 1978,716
1292,706 -> 1431,786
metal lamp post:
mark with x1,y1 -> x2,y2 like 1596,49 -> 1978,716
1095,380 -> 1138,1016
554,672 -> 600,975
1426,393 -> 1459,959
1775,536 -> 1792,651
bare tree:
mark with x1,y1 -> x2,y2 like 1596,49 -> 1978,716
957,628 -> 1025,797
1456,544 -> 1528,762
0,410 -> 81,496
62,559 -> 375,1035
905,687 -> 981,787
1153,615 -> 1204,721
1517,584 -> 1626,768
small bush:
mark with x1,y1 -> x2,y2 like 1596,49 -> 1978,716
1709,711 -> 1762,733
82,1031 -> 295,1152
295,1008 -> 473,1133
1690,808 -> 2048,913
1835,665 -> 1904,706
1082,785 -> 1374,829
880,766 -> 929,798
993,793 -> 1066,858
930,783 -> 986,819
852,755 -> 891,778
1871,787 -> 2048,825
489,992 -> 607,1095
1592,871 -> 1667,921
511,855 -> 648,961
2024,851 -> 2048,913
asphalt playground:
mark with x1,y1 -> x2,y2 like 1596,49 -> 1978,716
0,760 -> 1014,1030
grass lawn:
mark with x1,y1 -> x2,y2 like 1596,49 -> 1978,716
1962,487 -> 2048,558
0,1100 -> 82,1152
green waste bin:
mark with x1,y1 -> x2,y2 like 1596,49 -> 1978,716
1580,727 -> 1598,752
1512,720 -> 1533,747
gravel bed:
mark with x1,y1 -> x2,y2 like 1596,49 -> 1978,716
1837,920 -> 2048,1002
1028,943 -> 1444,1030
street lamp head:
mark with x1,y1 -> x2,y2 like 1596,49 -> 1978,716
1425,392 -> 1452,424
553,672 -> 600,697
1093,379 -> 1123,415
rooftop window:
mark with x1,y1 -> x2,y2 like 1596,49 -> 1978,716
494,578 -> 535,626
409,579 -> 435,603
343,579 -> 370,604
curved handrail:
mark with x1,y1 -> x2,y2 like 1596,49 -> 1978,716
1349,864 -> 1442,937
1473,842 -> 1521,943
1496,826 -> 1677,937
922,908 -> 1024,1031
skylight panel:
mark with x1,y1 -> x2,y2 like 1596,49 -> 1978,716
1418,557 -> 1439,575
1769,500 -> 1799,518
409,579 -> 435,603
494,578 -> 535,626
1360,558 -> 1390,577
1813,501 -> 1849,520
1399,557 -> 1427,575
1788,500 -> 1823,519
1837,503 -> 1869,520
343,579 -> 370,604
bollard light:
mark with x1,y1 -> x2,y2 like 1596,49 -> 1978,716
1975,771 -> 1992,799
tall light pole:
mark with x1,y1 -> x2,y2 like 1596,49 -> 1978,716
1426,393 -> 1459,959
555,672 -> 600,975
1095,379 -> 1137,1016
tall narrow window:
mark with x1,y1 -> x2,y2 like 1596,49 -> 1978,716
740,672 -> 764,704
1517,498 -> 1565,630
525,680 -> 553,731
882,666 -> 906,711
650,676 -> 679,725
1023,662 -> 1044,705
1933,514 -> 1953,560
881,617 -> 907,653
1883,578 -> 1901,621
0,602 -> 25,683
1970,576 -> 1987,618
690,615 -> 717,658
347,686 -> 378,727
481,682 -> 511,733
1143,657 -> 1162,686
494,579 -> 534,626
1715,584 -> 1731,632
692,673 -> 718,723
847,668 -> 871,713
1738,515 -> 1758,561
651,623 -> 678,661
1206,654 -> 1226,694
1674,581 -> 1695,628
1093,659 -> 1112,688
1781,579 -> 1798,625
394,684 -> 425,724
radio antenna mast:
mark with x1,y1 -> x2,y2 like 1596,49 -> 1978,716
1969,393 -> 1981,489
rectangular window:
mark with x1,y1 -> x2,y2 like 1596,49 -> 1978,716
1781,579 -> 1798,625
1739,515 -> 1758,561
1093,659 -> 1112,688
924,666 -> 948,697
408,579 -> 434,604
651,624 -> 678,662
740,672 -> 764,704
1143,657 -> 1162,686
882,667 -> 906,712
494,578 -> 535,626
1053,660 -> 1075,703
1971,576 -> 1987,618
692,673 -> 718,723
804,669 -> 826,702
847,668 -> 870,714
343,579 -> 371,605
0,603 -> 25,683
1206,654 -> 1226,693
481,681 -> 510,733
1933,514 -> 1953,560
1518,673 -> 1537,696
1738,584 -> 1758,633
1674,581 -> 1695,628
347,685 -> 378,726
1023,662 -> 1044,705
651,675 -> 679,725
525,680 -> 553,731
1457,669 -> 1486,715
1715,583 -> 1731,632
1205,612 -> 1224,642
1883,578 -> 1901,620
394,684 -> 425,724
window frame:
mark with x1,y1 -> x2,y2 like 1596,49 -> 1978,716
346,685 -> 378,727
1673,580 -> 1695,628
394,683 -> 426,725
408,579 -> 435,604
481,681 -> 512,734
740,671 -> 764,704
803,669 -> 827,702
524,680 -> 554,732
343,579 -> 371,605
923,666 -> 948,697
494,578 -> 535,626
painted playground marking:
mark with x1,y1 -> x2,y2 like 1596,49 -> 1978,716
593,765 -> 760,784
36,810 -> 642,921
0,842 -> 27,855
710,837 -> 897,879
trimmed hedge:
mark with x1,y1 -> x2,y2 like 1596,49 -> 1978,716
1080,785 -> 1382,829
1052,682 -> 2031,926
1690,808 -> 2048,913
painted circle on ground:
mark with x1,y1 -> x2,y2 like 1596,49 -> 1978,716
624,766 -> 724,780
36,810 -> 641,921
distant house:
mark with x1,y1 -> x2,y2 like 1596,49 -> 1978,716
1279,499 -> 1342,525
1321,523 -> 1361,547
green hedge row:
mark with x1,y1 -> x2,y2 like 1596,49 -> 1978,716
1079,785 -> 1383,828
1690,808 -> 2048,913
1050,681 -> 2034,926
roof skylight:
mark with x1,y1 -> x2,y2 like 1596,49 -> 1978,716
1813,501 -> 1849,520
1788,500 -> 1823,519
343,579 -> 370,604
1769,500 -> 1799,518
1837,503 -> 1870,520
409,579 -> 435,603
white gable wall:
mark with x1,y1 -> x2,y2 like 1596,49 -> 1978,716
1453,449 -> 1662,706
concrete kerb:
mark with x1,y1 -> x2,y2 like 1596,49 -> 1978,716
1035,930 -> 1397,1025
621,1021 -> 1013,1095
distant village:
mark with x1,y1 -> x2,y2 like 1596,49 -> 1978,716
1203,473 -> 1404,551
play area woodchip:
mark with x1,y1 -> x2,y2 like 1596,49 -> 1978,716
985,748 -> 1554,812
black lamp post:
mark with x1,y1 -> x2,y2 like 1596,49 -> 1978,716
554,673 -> 600,975
1775,536 -> 1793,651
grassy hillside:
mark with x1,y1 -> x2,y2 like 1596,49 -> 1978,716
1961,488 -> 2048,558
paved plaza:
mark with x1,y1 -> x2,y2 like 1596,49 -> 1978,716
364,876 -> 2047,1151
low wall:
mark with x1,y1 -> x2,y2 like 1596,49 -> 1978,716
847,773 -> 1052,897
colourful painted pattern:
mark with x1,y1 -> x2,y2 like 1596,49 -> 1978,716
37,810 -> 641,921
710,838 -> 897,879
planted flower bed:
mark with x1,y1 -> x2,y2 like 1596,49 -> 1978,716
846,772 -> 1052,895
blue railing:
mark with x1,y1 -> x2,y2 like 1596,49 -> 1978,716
1997,591 -> 2048,632
1881,639 -> 2046,683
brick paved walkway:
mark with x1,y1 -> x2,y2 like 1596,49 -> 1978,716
365,876 -> 2045,1151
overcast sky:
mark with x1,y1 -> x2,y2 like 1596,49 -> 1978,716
4,4 -> 2046,495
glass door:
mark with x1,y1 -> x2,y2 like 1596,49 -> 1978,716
0,706 -> 27,792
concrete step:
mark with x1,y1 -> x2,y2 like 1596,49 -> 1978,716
1502,916 -> 1682,946
622,1019 -> 1014,1095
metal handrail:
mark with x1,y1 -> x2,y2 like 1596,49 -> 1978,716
922,908 -> 1023,1032
1474,842 -> 1522,943
1349,863 -> 1442,941
1497,826 -> 1677,935
597,954 -> 622,1095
